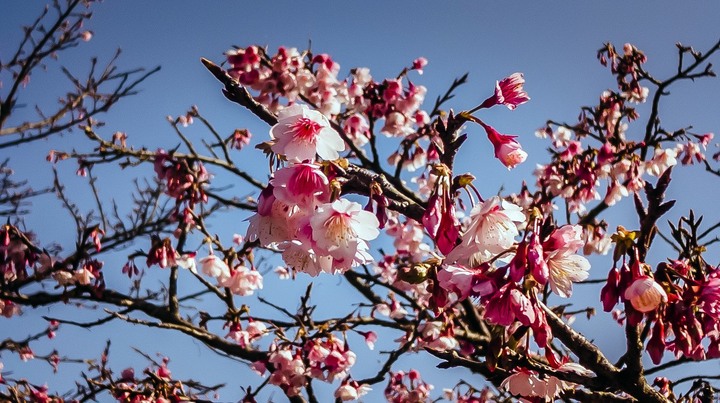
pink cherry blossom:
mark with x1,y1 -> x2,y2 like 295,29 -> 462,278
543,225 -> 591,298
624,275 -> 667,312
199,255 -> 231,283
412,57 -> 428,75
219,265 -> 263,296
481,73 -> 530,110
271,104 -> 345,161
271,162 -> 329,207
335,380 -> 371,401
480,121 -> 527,169
310,198 -> 379,270
446,196 -> 525,266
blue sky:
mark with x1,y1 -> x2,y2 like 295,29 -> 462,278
2,1 -> 720,401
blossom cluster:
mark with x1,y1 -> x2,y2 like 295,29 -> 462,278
252,336 -> 357,397
247,105 -> 380,275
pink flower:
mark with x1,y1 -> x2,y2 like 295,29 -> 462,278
271,162 -> 329,207
436,264 -> 475,302
481,73 -> 530,110
199,255 -> 231,282
624,275 -> 667,312
412,57 -> 428,75
543,225 -> 591,298
271,104 -> 345,161
219,265 -> 263,296
310,199 -> 379,270
481,122 -> 527,169
446,196 -> 525,266
335,380 -> 371,401
501,369 -> 547,398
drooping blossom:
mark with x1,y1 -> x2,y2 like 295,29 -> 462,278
270,104 -> 345,161
266,347 -> 307,397
246,185 -> 303,247
480,121 -> 527,169
446,196 -> 525,266
646,147 -> 677,176
480,73 -> 530,110
624,275 -> 667,313
304,336 -> 356,382
199,254 -> 231,283
422,165 -> 459,255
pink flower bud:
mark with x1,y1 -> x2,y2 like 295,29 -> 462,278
624,276 -> 667,313
480,122 -> 527,169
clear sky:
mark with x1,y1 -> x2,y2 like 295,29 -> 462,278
2,1 -> 720,401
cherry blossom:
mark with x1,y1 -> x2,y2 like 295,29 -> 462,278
310,198 -> 379,270
625,275 -> 667,313
446,196 -> 525,266
270,104 -> 345,161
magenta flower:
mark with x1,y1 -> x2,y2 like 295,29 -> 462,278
481,73 -> 530,110
271,162 -> 329,207
480,122 -> 527,169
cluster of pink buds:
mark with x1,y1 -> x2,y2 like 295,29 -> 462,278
384,370 -> 434,403
1,225 -> 39,283
226,45 -> 432,152
645,262 -> 720,364
153,149 -> 209,224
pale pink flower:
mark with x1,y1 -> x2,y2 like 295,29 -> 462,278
199,255 -> 231,282
342,114 -> 370,146
446,196 -> 525,265
543,225 -> 591,298
246,186 -> 306,247
436,264 -> 475,301
481,122 -> 527,169
271,104 -> 345,161
625,276 -> 667,312
481,73 -> 530,110
500,370 -> 549,399
281,238 -> 333,276
73,267 -> 96,286
271,162 -> 329,207
335,381 -> 371,401
418,321 -> 458,351
381,111 -> 412,136
310,199 -> 379,270
646,147 -> 677,177
274,266 -> 291,279
219,265 -> 263,296
604,181 -> 629,206
268,348 -> 307,397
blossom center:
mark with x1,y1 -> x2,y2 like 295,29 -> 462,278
324,213 -> 355,245
289,118 -> 323,142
